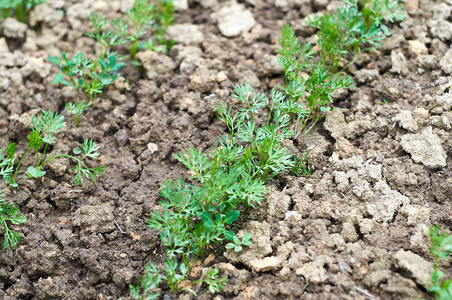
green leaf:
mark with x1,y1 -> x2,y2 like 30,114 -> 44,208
73,147 -> 82,155
224,210 -> 240,225
242,233 -> 252,241
52,73 -> 64,84
7,180 -> 18,188
31,110 -> 65,144
6,141 -> 16,159
199,212 -> 214,228
225,243 -> 235,250
179,262 -> 187,275
27,130 -> 43,150
26,166 -> 46,178
0,192 -> 26,251
430,225 -> 452,259
81,139 -> 101,159
224,230 -> 235,241
380,24 -> 392,36
48,55 -> 61,66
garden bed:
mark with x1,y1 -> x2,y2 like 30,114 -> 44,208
0,0 -> 451,299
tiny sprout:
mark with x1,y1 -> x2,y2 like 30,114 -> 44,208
0,190 -> 26,251
0,110 -> 105,187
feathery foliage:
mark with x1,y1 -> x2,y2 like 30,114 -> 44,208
0,110 -> 104,187
277,1 -> 404,134
49,13 -> 125,126
308,0 -> 405,73
0,191 -> 26,251
0,0 -> 45,23
278,24 -> 353,135
85,12 -> 128,59
346,0 -> 405,34
429,225 -> 452,300
130,84 -> 309,298
111,0 -> 175,59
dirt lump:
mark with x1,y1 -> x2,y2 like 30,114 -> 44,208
72,204 -> 115,234
212,2 -> 256,37
393,249 -> 433,289
400,126 -> 447,168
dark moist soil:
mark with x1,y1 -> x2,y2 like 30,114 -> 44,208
0,0 -> 451,299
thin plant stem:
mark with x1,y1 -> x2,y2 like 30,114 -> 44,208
12,147 -> 31,182
40,154 -> 84,167
37,143 -> 48,167
15,4 -> 25,23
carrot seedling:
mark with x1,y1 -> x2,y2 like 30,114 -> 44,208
85,12 -> 128,60
0,0 -> 46,23
277,1 -> 405,134
49,50 -> 124,125
0,110 -> 105,187
429,225 -> 452,300
49,13 -> 125,126
278,24 -> 353,135
308,0 -> 405,73
110,0 -> 175,62
0,190 -> 26,251
131,85 -> 310,298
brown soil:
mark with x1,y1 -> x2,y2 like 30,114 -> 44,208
0,0 -> 451,299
